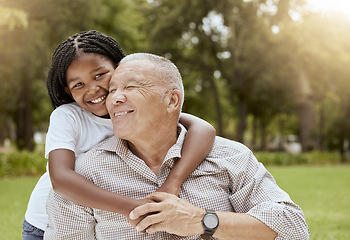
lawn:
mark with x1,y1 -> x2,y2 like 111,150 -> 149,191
0,175 -> 41,240
267,165 -> 350,240
1,165 -> 349,239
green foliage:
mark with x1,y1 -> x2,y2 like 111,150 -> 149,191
1,0 -> 350,154
0,6 -> 28,30
255,151 -> 343,166
0,149 -> 46,177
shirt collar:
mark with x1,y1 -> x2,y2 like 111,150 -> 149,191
99,124 -> 187,163
163,124 -> 186,164
99,136 -> 129,160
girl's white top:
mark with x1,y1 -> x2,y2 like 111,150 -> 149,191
24,102 -> 113,230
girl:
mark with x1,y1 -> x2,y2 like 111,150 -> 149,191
23,30 -> 216,239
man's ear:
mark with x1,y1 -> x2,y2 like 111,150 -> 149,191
166,89 -> 181,112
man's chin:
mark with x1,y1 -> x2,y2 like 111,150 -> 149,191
114,129 -> 130,140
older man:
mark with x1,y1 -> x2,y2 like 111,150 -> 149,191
45,53 -> 309,239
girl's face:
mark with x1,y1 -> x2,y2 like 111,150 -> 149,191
65,53 -> 115,117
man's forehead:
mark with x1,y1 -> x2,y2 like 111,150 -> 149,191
118,59 -> 153,72
111,59 -> 154,83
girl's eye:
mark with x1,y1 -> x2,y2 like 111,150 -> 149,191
109,89 -> 116,93
73,82 -> 84,88
95,72 -> 107,80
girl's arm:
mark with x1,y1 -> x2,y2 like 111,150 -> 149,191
157,113 -> 216,195
49,149 -> 150,218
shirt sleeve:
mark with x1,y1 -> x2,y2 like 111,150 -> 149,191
45,106 -> 79,159
44,190 -> 96,239
228,150 -> 310,239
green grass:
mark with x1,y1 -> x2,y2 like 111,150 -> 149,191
0,176 -> 40,240
267,165 -> 350,240
1,166 -> 350,239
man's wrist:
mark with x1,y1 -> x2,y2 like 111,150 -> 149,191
201,210 -> 219,239
192,208 -> 206,235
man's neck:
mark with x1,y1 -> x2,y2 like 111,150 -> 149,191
127,127 -> 178,175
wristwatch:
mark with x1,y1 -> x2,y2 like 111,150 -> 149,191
201,209 -> 219,239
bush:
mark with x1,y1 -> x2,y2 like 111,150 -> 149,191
255,151 -> 343,166
0,149 -> 46,177
0,149 -> 344,177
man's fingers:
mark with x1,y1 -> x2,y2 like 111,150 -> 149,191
136,213 -> 164,232
145,191 -> 169,201
129,202 -> 160,220
145,222 -> 163,234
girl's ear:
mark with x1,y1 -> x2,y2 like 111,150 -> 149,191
65,87 -> 72,96
166,89 -> 181,112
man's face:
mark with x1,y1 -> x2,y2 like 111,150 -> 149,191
106,59 -> 167,140
65,53 -> 114,117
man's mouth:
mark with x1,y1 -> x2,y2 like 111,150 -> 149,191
114,110 -> 133,117
114,111 -> 128,117
90,95 -> 106,104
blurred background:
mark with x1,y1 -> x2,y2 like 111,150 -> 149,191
1,0 -> 350,157
0,0 -> 350,239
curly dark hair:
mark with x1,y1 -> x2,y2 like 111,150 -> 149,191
46,30 -> 125,108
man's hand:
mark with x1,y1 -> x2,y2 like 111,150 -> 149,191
129,192 -> 206,236
126,198 -> 155,228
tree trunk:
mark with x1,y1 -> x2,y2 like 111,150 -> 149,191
259,118 -> 267,151
16,77 -> 34,151
236,94 -> 247,143
317,105 -> 325,151
295,71 -> 317,152
208,77 -> 224,136
251,116 -> 257,150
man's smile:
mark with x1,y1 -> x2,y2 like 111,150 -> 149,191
114,110 -> 134,117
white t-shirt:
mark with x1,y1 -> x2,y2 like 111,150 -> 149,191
24,102 -> 113,230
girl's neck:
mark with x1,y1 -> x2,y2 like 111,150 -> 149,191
94,113 -> 110,119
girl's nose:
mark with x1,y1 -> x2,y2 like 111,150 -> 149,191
87,84 -> 100,94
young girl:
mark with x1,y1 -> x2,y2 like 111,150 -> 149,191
23,30 -> 216,239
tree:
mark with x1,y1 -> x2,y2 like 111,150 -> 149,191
140,0 -> 307,144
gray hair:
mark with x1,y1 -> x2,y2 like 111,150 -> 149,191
120,53 -> 184,109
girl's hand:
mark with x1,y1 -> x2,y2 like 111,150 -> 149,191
156,181 -> 181,196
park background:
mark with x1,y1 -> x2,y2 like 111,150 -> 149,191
0,0 -> 349,239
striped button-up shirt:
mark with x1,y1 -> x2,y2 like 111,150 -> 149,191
45,125 -> 309,239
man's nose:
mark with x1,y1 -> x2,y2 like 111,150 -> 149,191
109,89 -> 126,105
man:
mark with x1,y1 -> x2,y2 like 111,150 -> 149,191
45,53 -> 309,239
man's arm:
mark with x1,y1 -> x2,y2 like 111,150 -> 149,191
227,150 -> 310,240
129,192 -> 277,240
130,147 -> 310,239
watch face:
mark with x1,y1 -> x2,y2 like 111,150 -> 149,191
204,214 -> 218,229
